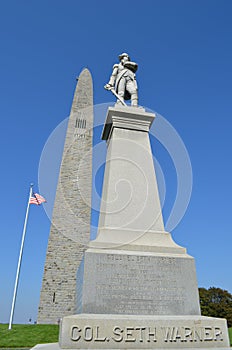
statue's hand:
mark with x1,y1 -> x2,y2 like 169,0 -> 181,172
104,84 -> 113,90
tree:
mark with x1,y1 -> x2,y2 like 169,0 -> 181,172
199,287 -> 232,327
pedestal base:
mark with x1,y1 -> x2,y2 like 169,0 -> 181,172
56,313 -> 229,349
31,314 -> 230,349
76,248 -> 200,316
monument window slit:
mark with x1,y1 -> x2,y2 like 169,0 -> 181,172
53,292 -> 56,303
75,118 -> 86,129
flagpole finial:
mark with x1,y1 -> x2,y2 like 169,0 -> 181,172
30,183 -> 34,187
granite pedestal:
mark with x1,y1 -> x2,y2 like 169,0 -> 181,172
76,248 -> 200,316
33,106 -> 230,349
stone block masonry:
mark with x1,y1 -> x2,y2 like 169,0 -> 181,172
37,69 -> 93,324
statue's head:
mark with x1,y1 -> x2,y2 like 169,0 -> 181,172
118,52 -> 130,63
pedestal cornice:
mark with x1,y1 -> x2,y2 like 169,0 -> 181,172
102,106 -> 155,141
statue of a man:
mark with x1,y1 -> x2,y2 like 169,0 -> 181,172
104,53 -> 138,106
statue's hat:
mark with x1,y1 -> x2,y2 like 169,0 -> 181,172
118,52 -> 130,60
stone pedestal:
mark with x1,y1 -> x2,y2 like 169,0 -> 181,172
59,314 -> 229,349
97,106 -> 165,238
76,249 -> 200,316
32,106 -> 230,349
74,106 -> 200,318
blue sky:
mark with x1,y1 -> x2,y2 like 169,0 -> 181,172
0,0 -> 232,324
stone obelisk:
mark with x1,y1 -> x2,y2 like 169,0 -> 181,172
37,68 -> 93,324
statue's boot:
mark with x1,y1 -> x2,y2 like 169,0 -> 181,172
131,93 -> 138,106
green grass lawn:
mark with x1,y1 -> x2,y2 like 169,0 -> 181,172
229,327 -> 232,346
0,324 -> 231,348
0,324 -> 59,348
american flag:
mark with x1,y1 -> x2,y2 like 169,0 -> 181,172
29,193 -> 46,205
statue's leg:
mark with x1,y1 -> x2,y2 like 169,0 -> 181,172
117,78 -> 126,105
127,81 -> 138,106
131,92 -> 138,106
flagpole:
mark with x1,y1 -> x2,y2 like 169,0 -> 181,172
8,183 -> 34,330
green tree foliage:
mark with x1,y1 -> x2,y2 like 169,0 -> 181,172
199,287 -> 232,327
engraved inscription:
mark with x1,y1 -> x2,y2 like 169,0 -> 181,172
71,326 -> 81,341
84,326 -> 93,341
161,326 -> 223,342
112,326 -> 123,342
70,325 -> 224,345
90,254 -> 190,315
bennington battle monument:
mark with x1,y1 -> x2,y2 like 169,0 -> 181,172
33,54 -> 230,349
37,68 -> 93,324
